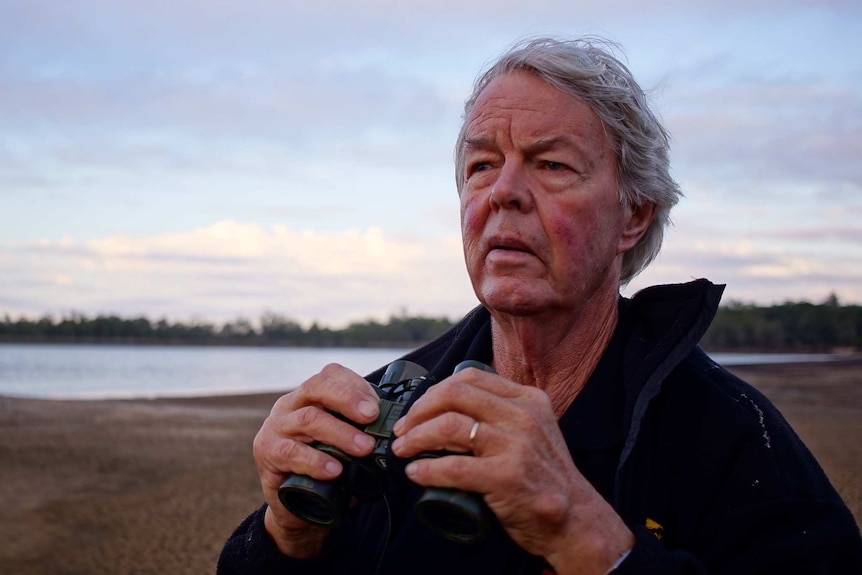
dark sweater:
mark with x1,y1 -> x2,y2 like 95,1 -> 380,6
218,279 -> 862,574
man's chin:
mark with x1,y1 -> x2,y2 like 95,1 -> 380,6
477,284 -> 553,317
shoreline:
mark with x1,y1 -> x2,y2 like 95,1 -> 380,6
2,350 -> 858,403
1,359 -> 860,574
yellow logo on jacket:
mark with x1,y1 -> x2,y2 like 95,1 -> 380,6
645,517 -> 665,541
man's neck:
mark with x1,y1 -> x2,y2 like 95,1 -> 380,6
489,294 -> 620,417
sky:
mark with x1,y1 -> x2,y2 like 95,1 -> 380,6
1,1 -> 860,328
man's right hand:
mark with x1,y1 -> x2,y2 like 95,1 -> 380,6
253,363 -> 381,558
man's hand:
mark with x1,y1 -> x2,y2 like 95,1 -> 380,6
391,366 -> 633,575
253,363 -> 380,558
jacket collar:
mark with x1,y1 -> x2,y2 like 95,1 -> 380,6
379,278 -> 724,388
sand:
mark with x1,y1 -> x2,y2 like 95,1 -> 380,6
1,359 -> 860,574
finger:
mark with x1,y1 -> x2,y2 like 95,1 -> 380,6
255,432 -> 346,488
254,400 -> 379,490
397,375 -> 541,434
404,452 -> 502,494
280,363 -> 381,425
270,404 -> 377,459
391,412 -> 478,458
447,365 -> 526,399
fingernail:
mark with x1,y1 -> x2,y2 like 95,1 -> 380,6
393,417 -> 405,436
358,399 -> 378,419
391,437 -> 403,454
405,461 -> 418,479
354,433 -> 375,451
324,460 -> 342,476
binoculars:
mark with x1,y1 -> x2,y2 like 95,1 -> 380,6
278,359 -> 495,544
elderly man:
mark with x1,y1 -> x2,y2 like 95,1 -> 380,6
218,37 -> 862,574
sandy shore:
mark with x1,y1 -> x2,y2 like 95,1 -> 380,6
1,359 -> 860,574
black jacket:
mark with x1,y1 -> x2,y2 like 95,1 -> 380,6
218,279 -> 862,574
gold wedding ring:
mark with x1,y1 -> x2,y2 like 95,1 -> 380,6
468,421 -> 480,448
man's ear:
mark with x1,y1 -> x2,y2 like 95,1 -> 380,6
617,201 -> 656,255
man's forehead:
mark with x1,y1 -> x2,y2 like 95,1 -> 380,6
462,106 -> 608,155
466,92 -> 565,129
464,134 -> 577,152
464,104 -> 583,142
464,73 -> 604,142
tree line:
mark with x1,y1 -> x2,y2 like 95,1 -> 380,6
699,295 -> 861,352
0,311 -> 455,348
1,296 -> 860,351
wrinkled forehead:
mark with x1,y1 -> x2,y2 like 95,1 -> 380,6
463,71 -> 612,152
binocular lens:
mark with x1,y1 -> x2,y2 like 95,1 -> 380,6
415,487 -> 491,544
278,474 -> 344,527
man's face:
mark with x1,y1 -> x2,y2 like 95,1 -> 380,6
460,70 -> 647,318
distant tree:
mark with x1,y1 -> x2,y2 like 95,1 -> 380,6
220,318 -> 257,339
4,300 -> 855,351
823,292 -> 840,307
260,312 -> 304,343
701,297 -> 861,352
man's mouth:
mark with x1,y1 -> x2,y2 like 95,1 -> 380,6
487,236 -> 533,255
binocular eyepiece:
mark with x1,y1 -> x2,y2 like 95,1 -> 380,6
277,360 -> 495,544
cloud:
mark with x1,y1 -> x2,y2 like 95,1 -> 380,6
667,76 -> 862,191
2,0 -> 859,319
7,212 -> 861,328
1,220 -> 475,326
627,232 -> 862,306
0,67 -> 456,161
752,226 -> 862,243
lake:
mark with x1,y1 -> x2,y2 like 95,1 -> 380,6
0,344 -> 841,400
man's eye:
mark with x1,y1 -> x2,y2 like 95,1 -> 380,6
544,161 -> 567,171
469,162 -> 492,174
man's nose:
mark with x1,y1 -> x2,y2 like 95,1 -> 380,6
489,162 -> 533,212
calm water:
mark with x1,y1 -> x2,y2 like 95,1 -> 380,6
0,344 -> 840,400
0,344 -> 411,400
